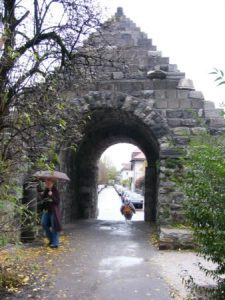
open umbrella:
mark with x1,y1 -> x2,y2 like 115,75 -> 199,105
33,170 -> 70,181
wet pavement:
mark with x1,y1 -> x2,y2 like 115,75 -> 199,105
45,220 -> 172,300
44,187 -> 172,299
5,187 -> 214,300
6,187 -> 173,299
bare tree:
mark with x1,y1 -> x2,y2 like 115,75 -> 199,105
0,0 -> 111,171
0,0 -> 119,245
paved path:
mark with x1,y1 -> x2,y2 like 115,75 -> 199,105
97,186 -> 144,221
5,187 -> 215,300
44,220 -> 172,300
45,187 -> 172,299
7,187 -> 173,299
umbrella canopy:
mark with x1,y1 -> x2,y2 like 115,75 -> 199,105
33,170 -> 70,181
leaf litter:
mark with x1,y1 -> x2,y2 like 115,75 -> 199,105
0,234 -> 71,299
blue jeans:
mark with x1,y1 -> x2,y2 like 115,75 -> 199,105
41,211 -> 59,247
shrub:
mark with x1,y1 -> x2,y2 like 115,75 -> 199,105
177,133 -> 225,299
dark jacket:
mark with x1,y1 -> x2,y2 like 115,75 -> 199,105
42,186 -> 62,232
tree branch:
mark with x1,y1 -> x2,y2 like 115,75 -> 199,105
16,31 -> 71,62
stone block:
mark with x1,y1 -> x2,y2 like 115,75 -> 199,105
181,119 -> 198,127
167,72 -> 185,80
166,80 -> 180,89
154,90 -> 166,99
204,100 -> 215,109
173,127 -> 190,136
152,80 -> 168,90
148,50 -> 162,57
151,124 -> 168,138
179,99 -> 192,109
167,118 -> 182,127
207,118 -> 225,127
173,136 -> 190,145
167,99 -> 180,109
154,100 -> 167,109
160,181 -> 176,189
171,192 -> 184,204
159,227 -> 195,250
117,80 -> 143,93
160,142 -> 171,151
142,90 -> 155,98
144,102 -> 155,112
122,95 -> 139,111
143,114 -> 156,126
131,91 -> 143,98
209,127 -> 225,134
176,90 -> 189,99
171,210 -> 186,223
143,80 -> 154,90
188,91 -> 204,99
158,194 -> 170,204
168,64 -> 178,72
183,110 -> 196,119
160,148 -> 183,159
158,187 -> 169,194
112,71 -> 124,80
191,99 -> 204,109
127,71 -> 146,79
166,90 -> 177,99
170,203 -> 183,210
160,57 -> 169,64
191,127 -> 207,135
137,38 -> 152,47
205,109 -> 224,118
166,110 -> 183,118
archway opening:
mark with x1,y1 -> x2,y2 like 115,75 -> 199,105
63,108 -> 160,224
97,143 -> 146,221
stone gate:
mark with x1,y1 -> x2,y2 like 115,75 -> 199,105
58,8 -> 225,231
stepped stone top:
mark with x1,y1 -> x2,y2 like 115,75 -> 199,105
79,8 -> 186,83
115,7 -> 124,18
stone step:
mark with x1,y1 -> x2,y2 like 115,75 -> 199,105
159,227 -> 195,250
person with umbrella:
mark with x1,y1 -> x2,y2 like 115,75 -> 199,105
41,178 -> 62,248
34,171 -> 70,248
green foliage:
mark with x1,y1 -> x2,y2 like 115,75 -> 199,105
177,133 -> 225,298
121,178 -> 132,189
0,180 -> 29,246
98,156 -> 118,184
107,166 -> 118,183
210,68 -> 225,86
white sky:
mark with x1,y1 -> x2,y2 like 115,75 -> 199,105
101,143 -> 138,170
98,0 -> 225,169
98,0 -> 225,106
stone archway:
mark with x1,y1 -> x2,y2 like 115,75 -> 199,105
61,101 -> 169,223
58,7 -> 225,230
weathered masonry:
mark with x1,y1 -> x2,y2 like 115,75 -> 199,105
59,8 -> 225,234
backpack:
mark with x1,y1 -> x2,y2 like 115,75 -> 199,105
123,204 -> 132,215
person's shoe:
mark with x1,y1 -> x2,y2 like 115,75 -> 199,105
49,245 -> 58,249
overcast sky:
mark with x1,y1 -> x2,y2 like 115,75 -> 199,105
98,0 -> 225,169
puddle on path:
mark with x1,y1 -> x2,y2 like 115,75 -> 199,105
100,256 -> 143,270
99,225 -> 112,231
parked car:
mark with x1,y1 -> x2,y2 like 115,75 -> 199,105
98,184 -> 106,194
123,191 -> 144,209
114,185 -> 128,197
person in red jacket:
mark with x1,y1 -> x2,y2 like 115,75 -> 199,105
41,178 -> 62,248
120,199 -> 136,220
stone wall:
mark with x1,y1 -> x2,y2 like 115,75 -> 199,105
58,8 -> 225,229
